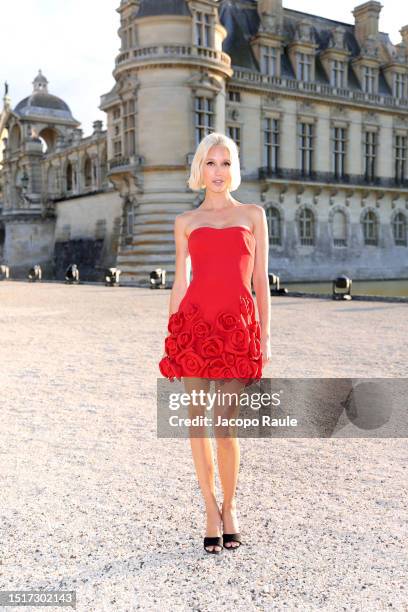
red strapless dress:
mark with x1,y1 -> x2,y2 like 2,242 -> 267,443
159,225 -> 263,387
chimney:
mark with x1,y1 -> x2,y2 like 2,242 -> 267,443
352,1 -> 382,45
400,25 -> 408,46
92,120 -> 103,136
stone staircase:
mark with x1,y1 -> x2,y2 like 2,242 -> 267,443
116,210 -> 177,287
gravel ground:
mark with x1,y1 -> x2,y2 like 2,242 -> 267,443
1,281 -> 407,612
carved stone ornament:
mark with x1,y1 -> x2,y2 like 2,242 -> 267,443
393,42 -> 408,63
186,72 -> 222,94
263,94 -> 282,110
258,14 -> 283,36
361,35 -> 379,58
295,20 -> 314,43
329,27 -> 346,51
297,100 -> 315,114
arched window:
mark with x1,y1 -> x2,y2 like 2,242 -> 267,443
266,206 -> 281,246
84,156 -> 92,188
299,208 -> 315,245
392,212 -> 407,246
332,210 -> 347,246
66,162 -> 73,192
9,125 -> 21,152
39,127 -> 58,154
362,210 -> 378,245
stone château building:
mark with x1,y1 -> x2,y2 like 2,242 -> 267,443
1,0 -> 408,285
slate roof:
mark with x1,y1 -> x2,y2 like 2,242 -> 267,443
14,93 -> 76,120
218,1 -> 394,94
15,93 -> 71,114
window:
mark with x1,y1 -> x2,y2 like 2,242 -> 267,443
113,140 -> 122,159
266,207 -> 282,246
362,66 -> 376,93
66,162 -> 73,192
261,46 -> 278,76
332,127 -> 346,179
299,208 -> 315,245
228,91 -> 241,102
128,25 -> 133,48
363,130 -> 377,182
299,122 -> 314,176
392,212 -> 407,246
395,134 -> 407,184
362,210 -> 378,245
84,156 -> 92,188
195,11 -> 211,47
331,60 -> 345,88
123,99 -> 135,156
393,73 -> 407,99
195,97 -> 214,145
72,166 -> 78,193
264,118 -> 280,172
227,126 -> 241,160
332,210 -> 347,246
121,18 -> 135,50
297,53 -> 312,81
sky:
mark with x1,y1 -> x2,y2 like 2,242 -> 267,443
1,0 -> 407,138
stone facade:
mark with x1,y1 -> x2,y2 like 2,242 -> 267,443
1,0 -> 408,284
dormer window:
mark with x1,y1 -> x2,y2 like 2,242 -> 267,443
331,60 -> 346,88
393,72 -> 407,98
320,33 -> 350,89
195,11 -> 212,47
297,52 -> 312,81
363,65 -> 376,93
287,24 -> 317,84
261,46 -> 279,77
352,55 -> 380,95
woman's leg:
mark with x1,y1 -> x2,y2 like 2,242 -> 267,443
183,377 -> 222,552
213,378 -> 246,548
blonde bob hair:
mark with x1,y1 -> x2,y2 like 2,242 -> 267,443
187,132 -> 241,192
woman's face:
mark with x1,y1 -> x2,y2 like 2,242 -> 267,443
201,145 -> 232,192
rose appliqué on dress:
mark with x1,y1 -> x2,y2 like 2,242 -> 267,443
159,299 -> 263,384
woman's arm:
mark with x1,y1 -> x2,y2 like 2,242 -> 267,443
168,215 -> 190,317
251,205 -> 272,367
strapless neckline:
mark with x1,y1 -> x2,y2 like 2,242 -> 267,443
187,225 -> 254,241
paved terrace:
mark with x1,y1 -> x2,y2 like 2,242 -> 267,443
1,282 -> 407,611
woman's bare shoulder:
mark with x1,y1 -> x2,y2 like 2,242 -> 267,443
242,203 -> 265,227
174,211 -> 198,237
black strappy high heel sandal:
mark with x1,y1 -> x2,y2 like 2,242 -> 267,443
203,536 -> 223,554
222,532 -> 242,549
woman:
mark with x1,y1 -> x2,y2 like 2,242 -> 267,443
159,132 -> 271,553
